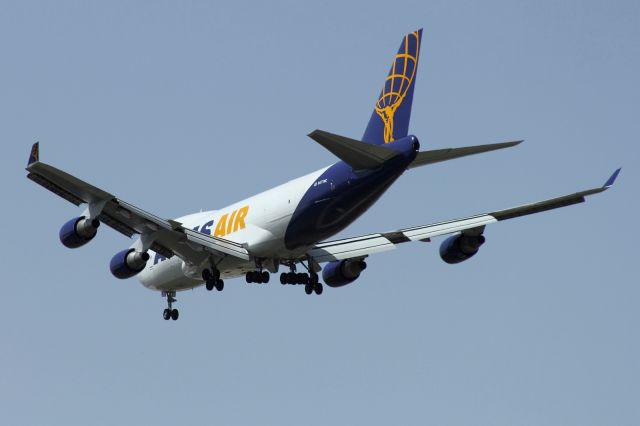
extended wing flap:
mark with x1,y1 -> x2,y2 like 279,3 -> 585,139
400,215 -> 497,241
309,234 -> 396,263
183,228 -> 250,260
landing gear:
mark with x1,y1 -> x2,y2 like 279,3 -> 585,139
279,262 -> 322,295
245,270 -> 269,284
304,280 -> 323,295
162,290 -> 179,321
202,268 -> 224,292
280,272 -> 316,285
163,308 -> 179,320
293,273 -> 306,284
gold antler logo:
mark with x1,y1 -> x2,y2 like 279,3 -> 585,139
375,31 -> 420,143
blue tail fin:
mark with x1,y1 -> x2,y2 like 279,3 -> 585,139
362,29 -> 423,145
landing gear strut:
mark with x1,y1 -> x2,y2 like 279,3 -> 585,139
162,290 -> 179,321
202,268 -> 224,291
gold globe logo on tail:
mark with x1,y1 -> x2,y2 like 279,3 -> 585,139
375,31 -> 420,143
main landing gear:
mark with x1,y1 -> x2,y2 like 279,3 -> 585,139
246,270 -> 270,284
202,268 -> 224,291
279,269 -> 323,295
162,290 -> 179,321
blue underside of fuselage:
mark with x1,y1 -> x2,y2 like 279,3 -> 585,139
284,136 -> 419,250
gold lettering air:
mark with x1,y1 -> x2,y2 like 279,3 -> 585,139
214,205 -> 250,237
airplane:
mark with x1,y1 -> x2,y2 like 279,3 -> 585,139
26,29 -> 620,321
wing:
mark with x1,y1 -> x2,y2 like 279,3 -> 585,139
26,143 -> 250,263
308,168 -> 621,263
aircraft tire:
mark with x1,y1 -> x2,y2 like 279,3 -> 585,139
171,309 -> 179,320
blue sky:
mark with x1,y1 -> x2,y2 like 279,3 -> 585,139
1,1 -> 637,425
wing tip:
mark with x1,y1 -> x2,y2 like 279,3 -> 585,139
603,168 -> 621,189
504,139 -> 524,148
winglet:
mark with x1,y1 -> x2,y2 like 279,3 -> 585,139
603,168 -> 621,189
28,142 -> 39,166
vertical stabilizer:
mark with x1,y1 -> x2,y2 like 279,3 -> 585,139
362,29 -> 422,145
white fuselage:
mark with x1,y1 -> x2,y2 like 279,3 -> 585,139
138,166 -> 331,292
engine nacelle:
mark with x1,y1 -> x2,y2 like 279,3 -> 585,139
59,216 -> 100,248
439,233 -> 486,264
322,259 -> 367,287
110,249 -> 150,279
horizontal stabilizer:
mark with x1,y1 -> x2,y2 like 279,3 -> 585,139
308,130 -> 398,171
408,140 -> 522,168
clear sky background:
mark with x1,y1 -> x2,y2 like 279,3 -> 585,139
1,1 -> 637,425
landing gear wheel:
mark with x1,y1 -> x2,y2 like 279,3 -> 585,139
261,271 -> 270,283
304,283 -> 313,295
314,282 -> 323,295
163,308 -> 171,320
215,279 -> 224,291
205,268 -> 220,291
280,273 -> 287,285
171,309 -> 179,320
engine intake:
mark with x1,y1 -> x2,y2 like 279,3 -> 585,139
322,259 -> 367,287
439,233 -> 486,264
59,216 -> 100,248
110,249 -> 150,279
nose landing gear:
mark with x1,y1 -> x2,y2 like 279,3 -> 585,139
162,290 -> 179,321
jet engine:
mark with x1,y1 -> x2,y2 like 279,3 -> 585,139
59,216 -> 100,248
110,249 -> 150,279
322,259 -> 367,287
439,233 -> 486,264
